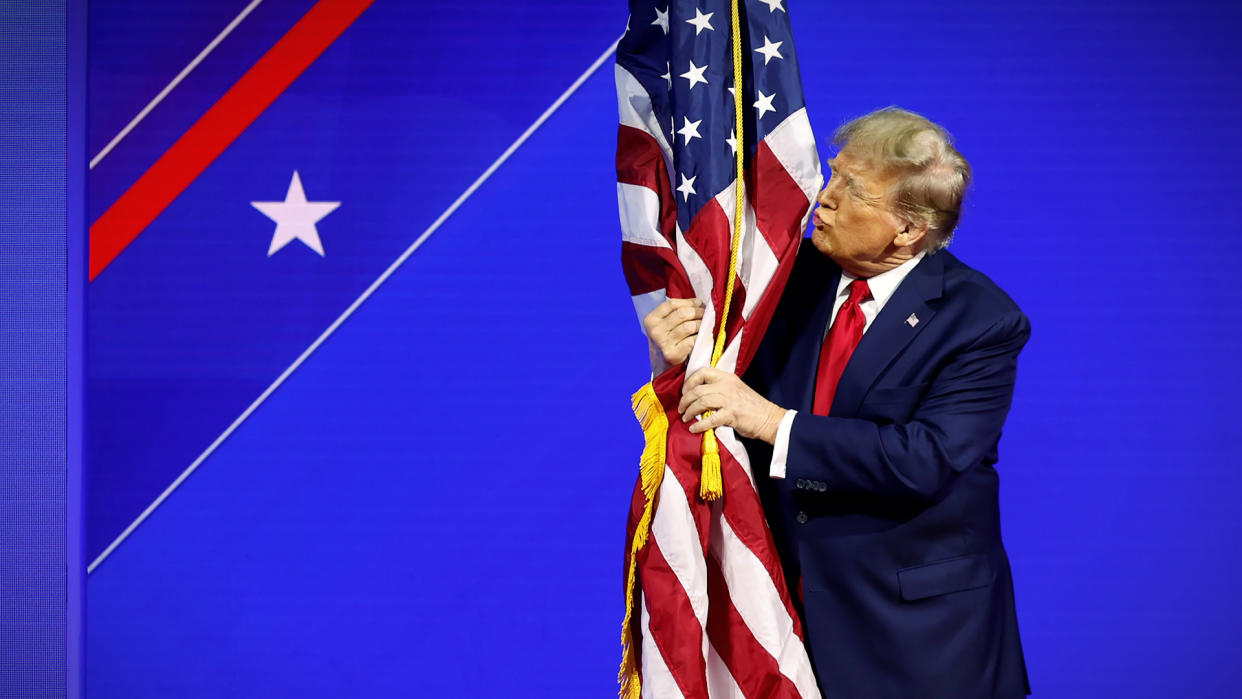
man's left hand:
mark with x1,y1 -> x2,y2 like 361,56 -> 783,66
679,367 -> 786,444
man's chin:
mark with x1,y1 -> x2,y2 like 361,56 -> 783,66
810,228 -> 834,256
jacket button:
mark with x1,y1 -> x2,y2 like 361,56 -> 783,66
796,511 -> 808,524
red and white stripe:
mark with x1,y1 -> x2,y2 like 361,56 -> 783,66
617,60 -> 824,698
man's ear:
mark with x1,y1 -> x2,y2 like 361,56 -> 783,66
894,221 -> 929,250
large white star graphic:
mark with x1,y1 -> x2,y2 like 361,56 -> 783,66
677,116 -> 703,145
754,90 -> 777,119
686,8 -> 715,35
755,36 -> 784,65
251,171 -> 340,257
677,173 -> 697,201
652,6 -> 669,34
681,60 -> 709,90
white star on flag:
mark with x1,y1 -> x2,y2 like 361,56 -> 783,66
726,128 -> 737,155
686,8 -> 714,35
652,6 -> 669,34
252,170 -> 340,257
759,0 -> 785,12
661,61 -> 672,87
753,90 -> 777,118
677,173 -> 697,201
755,36 -> 784,65
681,60 -> 709,89
677,117 -> 703,145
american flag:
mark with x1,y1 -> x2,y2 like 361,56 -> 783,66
615,0 -> 824,697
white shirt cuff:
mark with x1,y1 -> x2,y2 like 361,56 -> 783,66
769,409 -> 797,479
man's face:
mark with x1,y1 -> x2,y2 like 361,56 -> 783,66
810,150 -> 908,273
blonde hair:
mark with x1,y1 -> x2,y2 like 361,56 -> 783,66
833,107 -> 971,251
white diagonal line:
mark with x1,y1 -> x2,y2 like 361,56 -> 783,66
89,0 -> 265,170
88,36 -> 623,574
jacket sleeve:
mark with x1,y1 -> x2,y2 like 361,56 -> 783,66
785,310 -> 1030,501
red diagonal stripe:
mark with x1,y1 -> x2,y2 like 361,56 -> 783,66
717,441 -> 804,642
737,140 -> 812,373
641,540 -> 710,699
748,140 -> 810,257
737,227 -> 801,377
680,198 -> 748,362
663,420 -> 715,550
622,241 -> 684,297
705,554 -> 803,699
89,0 -> 375,280
616,124 -> 676,245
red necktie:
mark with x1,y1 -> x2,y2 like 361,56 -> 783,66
813,279 -> 871,416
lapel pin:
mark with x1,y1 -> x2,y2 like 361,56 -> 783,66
905,313 -> 919,327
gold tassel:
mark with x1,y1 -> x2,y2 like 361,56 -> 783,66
696,0 -> 746,504
700,425 -> 723,501
619,382 -> 668,699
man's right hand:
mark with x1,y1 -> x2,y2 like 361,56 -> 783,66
643,298 -> 704,367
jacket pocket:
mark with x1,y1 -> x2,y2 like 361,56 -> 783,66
897,552 -> 995,602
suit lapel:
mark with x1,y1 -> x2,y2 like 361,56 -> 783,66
781,250 -> 840,413
830,252 -> 945,417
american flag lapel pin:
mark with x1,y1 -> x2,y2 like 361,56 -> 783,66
906,313 -> 919,327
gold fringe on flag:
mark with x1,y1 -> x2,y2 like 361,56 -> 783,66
618,0 -> 746,693
619,382 -> 668,699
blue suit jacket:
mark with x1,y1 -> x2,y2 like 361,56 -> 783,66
742,240 -> 1032,699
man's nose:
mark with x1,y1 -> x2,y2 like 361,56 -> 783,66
816,185 -> 837,210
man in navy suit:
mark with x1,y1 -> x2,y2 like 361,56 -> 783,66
646,108 -> 1031,698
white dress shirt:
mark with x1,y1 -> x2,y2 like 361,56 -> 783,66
769,251 -> 926,479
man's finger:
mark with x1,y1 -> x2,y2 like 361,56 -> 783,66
688,410 -> 729,434
643,304 -> 672,334
680,393 -> 723,421
684,368 -> 710,392
662,334 -> 695,365
672,304 -> 704,323
677,392 -> 699,418
685,366 -> 728,392
676,385 -> 701,415
651,297 -> 692,321
651,300 -> 700,331
650,300 -> 676,321
674,334 -> 696,355
669,317 -> 701,340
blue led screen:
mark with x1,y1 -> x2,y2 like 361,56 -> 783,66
86,1 -> 1242,697
0,1 -> 69,696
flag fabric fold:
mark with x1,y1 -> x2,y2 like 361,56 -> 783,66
615,1 -> 824,696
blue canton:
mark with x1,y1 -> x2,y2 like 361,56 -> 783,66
617,0 -> 808,233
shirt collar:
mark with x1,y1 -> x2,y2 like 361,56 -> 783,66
837,251 -> 927,308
